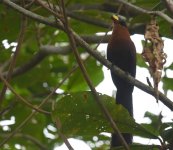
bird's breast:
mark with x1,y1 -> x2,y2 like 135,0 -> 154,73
107,38 -> 136,76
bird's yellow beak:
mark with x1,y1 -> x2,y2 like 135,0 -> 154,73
112,15 -> 119,21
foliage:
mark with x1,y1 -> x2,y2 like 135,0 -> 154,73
0,0 -> 173,150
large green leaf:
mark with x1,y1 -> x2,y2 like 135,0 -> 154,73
52,91 -> 158,139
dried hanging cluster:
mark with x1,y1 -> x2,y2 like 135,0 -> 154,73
142,17 -> 167,101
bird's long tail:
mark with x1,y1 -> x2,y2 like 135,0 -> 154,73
111,89 -> 133,147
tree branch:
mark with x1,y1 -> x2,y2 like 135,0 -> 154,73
162,0 -> 173,15
1,33 -> 108,79
35,0 -> 110,28
2,35 -> 107,79
2,45 -> 71,78
116,0 -> 173,25
20,134 -> 49,150
73,31 -> 173,111
59,0 -> 129,149
1,29 -> 145,79
68,2 -> 141,20
35,0 -> 146,33
0,133 -> 49,150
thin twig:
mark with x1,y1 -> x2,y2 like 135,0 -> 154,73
146,77 -> 152,87
0,133 -> 49,150
0,73 -> 50,115
116,0 -> 173,25
2,0 -> 64,29
35,0 -> 61,18
117,3 -> 124,14
55,118 -> 74,150
0,11 -> 27,108
35,0 -> 110,28
0,101 -> 16,116
59,0 -> 130,149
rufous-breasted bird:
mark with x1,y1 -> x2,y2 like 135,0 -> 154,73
107,15 -> 136,147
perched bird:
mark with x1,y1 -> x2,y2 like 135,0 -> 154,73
107,15 -> 136,147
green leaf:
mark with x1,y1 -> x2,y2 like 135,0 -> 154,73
157,18 -> 172,38
141,112 -> 163,136
65,57 -> 104,92
137,53 -> 148,68
52,91 -> 158,139
0,6 -> 20,42
162,76 -> 173,91
144,111 -> 163,126
161,127 -> 173,144
159,122 -> 173,143
165,62 -> 173,70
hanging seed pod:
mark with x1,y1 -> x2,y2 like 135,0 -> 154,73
142,16 -> 167,101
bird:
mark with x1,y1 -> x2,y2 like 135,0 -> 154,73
107,15 -> 136,147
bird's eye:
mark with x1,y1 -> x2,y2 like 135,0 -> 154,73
119,20 -> 127,27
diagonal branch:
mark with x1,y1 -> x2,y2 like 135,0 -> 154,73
0,72 -> 50,114
35,0 -> 146,34
59,0 -> 129,149
116,0 -> 173,25
35,0 -> 110,28
0,133 -> 49,150
55,118 -> 74,150
73,31 -> 173,111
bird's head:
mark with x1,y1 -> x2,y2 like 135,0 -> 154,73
111,15 -> 127,27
